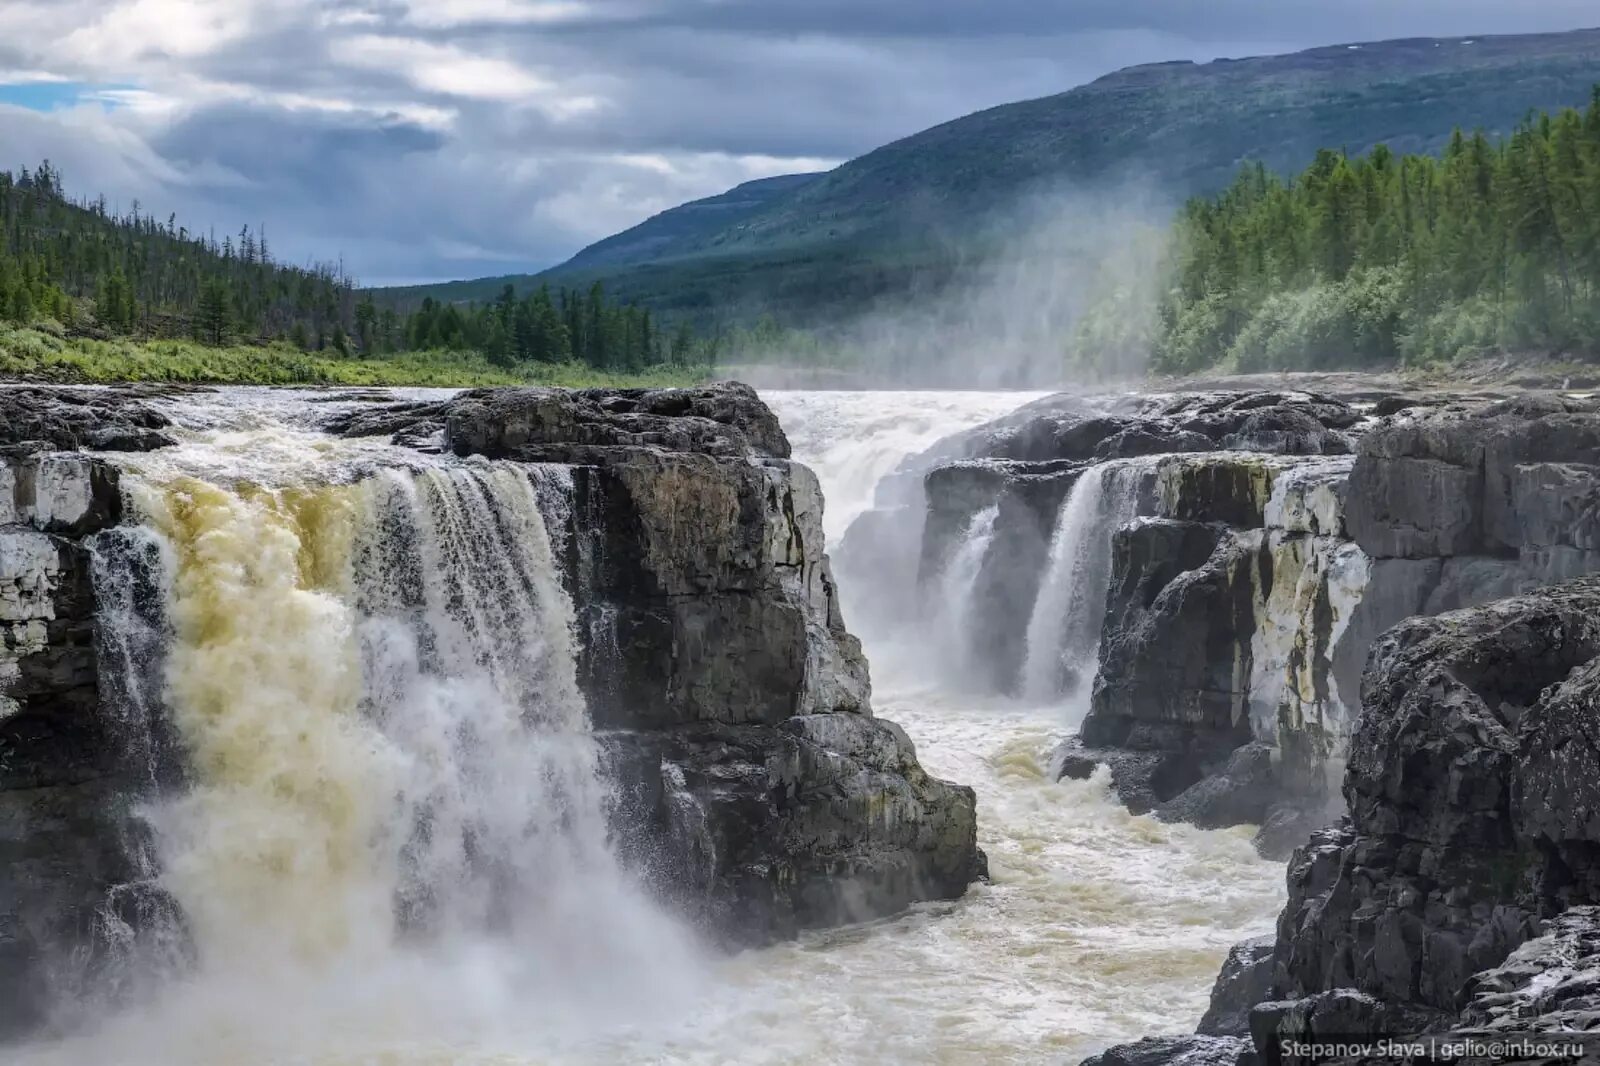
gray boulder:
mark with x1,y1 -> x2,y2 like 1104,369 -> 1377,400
1198,935 -> 1278,1037
0,387 -> 176,454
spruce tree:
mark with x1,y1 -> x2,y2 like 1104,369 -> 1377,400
195,279 -> 232,346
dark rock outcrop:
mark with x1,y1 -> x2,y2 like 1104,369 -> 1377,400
1275,580 -> 1600,1014
1044,393 -> 1600,860
1063,453 -> 1372,846
436,383 -> 983,945
608,714 -> 982,944
1083,520 -> 1256,778
1346,395 -> 1600,565
1096,579 -> 1600,1066
1455,906 -> 1600,1042
0,387 -> 176,453
442,382 -> 791,460
1198,935 -> 1277,1037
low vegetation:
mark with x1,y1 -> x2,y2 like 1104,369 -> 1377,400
0,325 -> 710,388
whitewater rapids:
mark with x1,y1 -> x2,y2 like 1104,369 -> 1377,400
17,387 -> 1284,1066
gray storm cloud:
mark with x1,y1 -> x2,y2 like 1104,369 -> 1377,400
0,0 -> 1592,285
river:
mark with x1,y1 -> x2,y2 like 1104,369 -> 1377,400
16,387 -> 1284,1066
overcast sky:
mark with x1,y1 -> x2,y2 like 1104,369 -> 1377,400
0,1 -> 1593,286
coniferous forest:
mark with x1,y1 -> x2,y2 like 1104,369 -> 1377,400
0,161 -> 713,380
1152,89 -> 1600,373
0,162 -> 354,346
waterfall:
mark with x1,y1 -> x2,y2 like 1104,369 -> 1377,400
760,391 -> 1046,544
1020,460 -> 1150,703
53,460 -> 700,1060
927,504 -> 1000,689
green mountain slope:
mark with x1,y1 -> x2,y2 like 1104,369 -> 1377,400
376,27 -> 1600,326
564,173 -> 822,270
377,173 -> 820,311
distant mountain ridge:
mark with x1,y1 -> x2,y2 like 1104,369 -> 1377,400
563,173 -> 822,271
375,27 -> 1600,323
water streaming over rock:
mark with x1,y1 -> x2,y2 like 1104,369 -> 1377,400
18,388 -> 1285,1065
20,404 -> 704,1063
929,504 -> 1001,689
1020,459 -> 1153,703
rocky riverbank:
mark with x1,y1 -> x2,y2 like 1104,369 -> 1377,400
1089,578 -> 1600,1065
881,376 -> 1600,1063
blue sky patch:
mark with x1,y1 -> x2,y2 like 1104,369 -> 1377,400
0,82 -> 138,112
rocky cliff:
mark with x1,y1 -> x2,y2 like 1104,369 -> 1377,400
1088,578 -> 1600,1065
0,389 -> 180,1038
894,387 -> 1600,860
0,383 -> 982,1040
875,381 -> 1600,1061
430,385 -> 984,944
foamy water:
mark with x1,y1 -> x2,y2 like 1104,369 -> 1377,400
15,386 -> 1285,1066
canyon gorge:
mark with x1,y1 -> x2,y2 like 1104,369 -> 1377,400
3,377 -> 1600,1063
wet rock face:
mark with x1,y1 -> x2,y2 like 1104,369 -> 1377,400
439,382 -> 982,945
607,714 -> 983,944
1064,453 -> 1373,845
1346,396 -> 1600,564
1276,581 -> 1600,1013
1456,906 -> 1600,1039
1091,581 -> 1600,1066
907,391 -> 1364,706
1228,581 -> 1600,1060
1198,935 -> 1277,1037
0,449 -> 145,1039
1082,520 -> 1255,775
565,450 -> 869,730
1051,393 -> 1600,861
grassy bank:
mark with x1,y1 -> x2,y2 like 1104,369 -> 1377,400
0,326 -> 714,388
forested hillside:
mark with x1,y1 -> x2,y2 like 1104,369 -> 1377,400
378,28 -> 1600,334
1151,89 -> 1600,372
0,162 -> 712,381
0,161 -> 354,347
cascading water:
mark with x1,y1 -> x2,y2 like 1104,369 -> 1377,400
687,392 -> 1285,1062
1020,459 -> 1152,704
22,405 -> 703,1064
761,391 -> 1040,544
928,504 -> 1000,689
